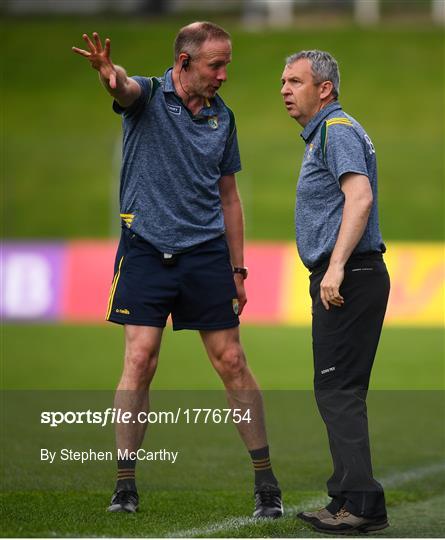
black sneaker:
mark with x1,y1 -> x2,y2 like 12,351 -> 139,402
107,490 -> 139,513
253,483 -> 283,518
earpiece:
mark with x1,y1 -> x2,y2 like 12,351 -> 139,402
182,56 -> 190,71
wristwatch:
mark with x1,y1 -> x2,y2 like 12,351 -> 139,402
233,266 -> 248,279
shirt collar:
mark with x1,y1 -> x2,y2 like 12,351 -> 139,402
162,67 -> 175,93
300,101 -> 343,142
162,67 -> 217,117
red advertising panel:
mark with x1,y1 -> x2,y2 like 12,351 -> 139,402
242,243 -> 286,323
61,241 -> 117,322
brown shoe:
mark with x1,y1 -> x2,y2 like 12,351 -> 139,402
313,507 -> 389,534
297,507 -> 334,524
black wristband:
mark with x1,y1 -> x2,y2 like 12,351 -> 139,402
233,266 -> 248,279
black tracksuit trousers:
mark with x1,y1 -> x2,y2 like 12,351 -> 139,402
310,253 -> 390,518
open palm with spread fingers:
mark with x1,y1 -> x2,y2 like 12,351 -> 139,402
72,32 -> 117,89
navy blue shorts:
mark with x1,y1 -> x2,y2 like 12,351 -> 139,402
106,228 -> 240,331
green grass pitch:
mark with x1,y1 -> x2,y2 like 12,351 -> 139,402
1,324 -> 444,537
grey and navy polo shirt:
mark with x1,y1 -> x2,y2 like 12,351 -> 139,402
113,68 -> 241,253
295,101 -> 385,270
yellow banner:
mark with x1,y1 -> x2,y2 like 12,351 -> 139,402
281,243 -> 444,327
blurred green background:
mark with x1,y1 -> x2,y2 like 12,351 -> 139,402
3,17 -> 444,241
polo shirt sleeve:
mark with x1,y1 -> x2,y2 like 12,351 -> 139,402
324,122 -> 369,184
112,76 -> 152,118
220,111 -> 242,176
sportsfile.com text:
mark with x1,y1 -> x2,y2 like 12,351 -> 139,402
40,408 -> 252,427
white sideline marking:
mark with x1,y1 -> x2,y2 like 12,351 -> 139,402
166,516 -> 260,538
381,461 -> 445,488
166,461 -> 445,538
167,495 -> 327,538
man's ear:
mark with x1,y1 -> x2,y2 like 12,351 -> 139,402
320,80 -> 334,100
178,52 -> 190,70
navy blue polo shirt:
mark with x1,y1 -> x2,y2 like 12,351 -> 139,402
295,101 -> 385,269
113,68 -> 241,253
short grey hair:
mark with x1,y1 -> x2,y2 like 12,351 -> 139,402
286,50 -> 340,99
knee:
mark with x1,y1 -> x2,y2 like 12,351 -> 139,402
214,345 -> 246,381
124,346 -> 158,385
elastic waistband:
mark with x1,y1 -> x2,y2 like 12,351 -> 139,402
122,227 -> 225,255
310,251 -> 383,275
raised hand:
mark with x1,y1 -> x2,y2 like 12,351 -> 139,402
72,32 -> 117,89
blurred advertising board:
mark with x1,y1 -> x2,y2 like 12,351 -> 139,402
1,241 -> 443,326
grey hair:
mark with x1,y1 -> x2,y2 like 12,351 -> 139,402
286,50 -> 340,99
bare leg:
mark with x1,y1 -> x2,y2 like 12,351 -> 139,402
114,325 -> 163,456
200,326 -> 282,518
200,326 -> 267,450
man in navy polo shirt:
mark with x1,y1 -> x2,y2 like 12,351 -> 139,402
281,50 -> 390,533
72,22 -> 282,518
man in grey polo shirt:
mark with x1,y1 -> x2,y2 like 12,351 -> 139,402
72,22 -> 282,518
281,50 -> 390,533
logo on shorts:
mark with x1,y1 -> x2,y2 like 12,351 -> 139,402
232,299 -> 239,315
167,104 -> 181,115
116,308 -> 130,315
208,116 -> 218,129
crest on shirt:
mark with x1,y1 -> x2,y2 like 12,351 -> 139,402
305,143 -> 314,161
167,104 -> 181,115
208,116 -> 218,129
